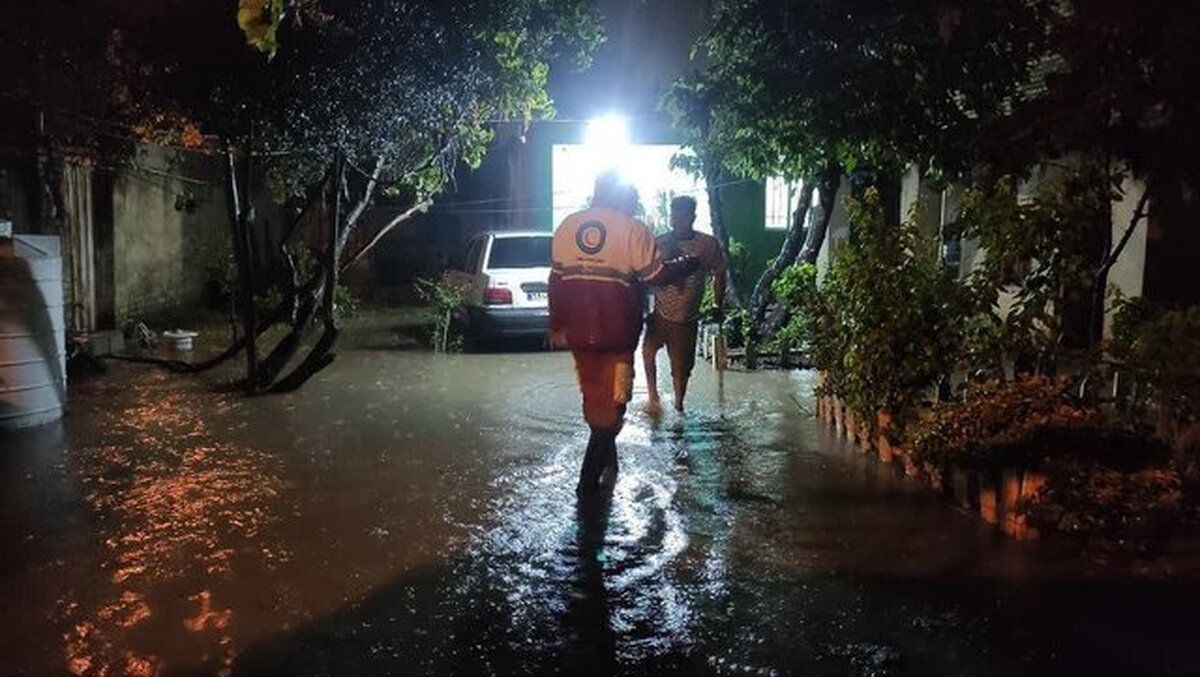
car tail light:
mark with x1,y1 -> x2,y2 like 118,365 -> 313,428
483,287 -> 513,305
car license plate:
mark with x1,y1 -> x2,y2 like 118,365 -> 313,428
527,292 -> 547,301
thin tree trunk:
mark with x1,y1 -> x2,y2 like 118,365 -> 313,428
323,159 -> 341,324
748,180 -> 815,333
254,267 -> 324,389
797,166 -> 840,265
280,163 -> 335,246
1090,187 -> 1151,344
704,166 -> 744,309
334,157 -> 385,256
225,148 -> 258,391
752,164 -> 840,344
270,324 -> 337,393
252,164 -> 336,389
271,155 -> 348,393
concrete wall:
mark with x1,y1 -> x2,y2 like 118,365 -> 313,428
898,164 -> 1154,340
1105,178 -> 1150,334
815,178 -> 852,279
899,164 -> 942,242
3,142 -> 290,328
112,146 -> 230,324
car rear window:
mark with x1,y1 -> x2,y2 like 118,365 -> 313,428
487,237 -> 551,269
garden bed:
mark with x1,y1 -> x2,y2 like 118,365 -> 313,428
815,378 -> 1198,553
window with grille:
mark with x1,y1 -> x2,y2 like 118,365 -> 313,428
765,177 -> 801,230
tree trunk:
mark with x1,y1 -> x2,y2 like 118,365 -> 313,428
797,166 -> 840,265
1090,187 -> 1150,345
281,163 -> 335,246
748,180 -> 815,334
269,261 -> 338,393
254,266 -> 323,389
704,166 -> 744,309
744,181 -> 820,348
745,164 -> 840,348
249,160 -> 338,390
740,165 -> 841,357
225,148 -> 258,392
334,157 -> 385,256
340,200 -> 428,274
269,324 -> 337,393
270,154 -> 371,393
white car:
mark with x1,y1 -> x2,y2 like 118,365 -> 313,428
452,231 -> 552,348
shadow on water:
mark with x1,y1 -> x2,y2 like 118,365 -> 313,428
566,497 -> 619,675
233,497 -> 624,676
229,404 -> 1200,677
228,545 -> 1200,677
468,336 -> 555,355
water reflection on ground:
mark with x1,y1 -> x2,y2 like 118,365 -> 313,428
2,330 -> 1199,675
50,373 -> 284,675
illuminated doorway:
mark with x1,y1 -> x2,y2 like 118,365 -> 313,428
550,117 -> 710,235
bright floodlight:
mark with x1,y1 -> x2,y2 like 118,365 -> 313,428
583,114 -> 631,176
585,114 -> 630,149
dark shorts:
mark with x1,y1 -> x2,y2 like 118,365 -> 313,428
643,314 -> 699,380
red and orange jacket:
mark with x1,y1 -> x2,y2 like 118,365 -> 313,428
549,208 -> 663,353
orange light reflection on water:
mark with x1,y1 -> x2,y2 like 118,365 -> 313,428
62,374 -> 284,676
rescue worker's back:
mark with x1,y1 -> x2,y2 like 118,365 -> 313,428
549,207 -> 662,352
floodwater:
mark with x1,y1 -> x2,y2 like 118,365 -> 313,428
2,326 -> 1198,676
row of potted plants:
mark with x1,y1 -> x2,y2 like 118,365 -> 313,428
815,378 -> 1051,540
815,372 -> 1192,551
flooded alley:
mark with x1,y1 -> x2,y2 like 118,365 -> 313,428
2,329 -> 1198,676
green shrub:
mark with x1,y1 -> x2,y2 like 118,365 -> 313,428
333,284 -> 359,322
772,262 -> 834,369
956,167 -> 1113,375
416,275 -> 471,353
1109,300 -> 1200,430
818,188 -> 968,425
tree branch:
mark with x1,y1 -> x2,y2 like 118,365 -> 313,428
749,179 -> 815,332
334,156 -> 385,256
339,200 -> 430,274
797,165 -> 840,265
1098,187 -> 1151,281
1089,186 -> 1151,344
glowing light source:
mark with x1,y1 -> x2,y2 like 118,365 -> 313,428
582,114 -> 631,178
551,143 -> 713,234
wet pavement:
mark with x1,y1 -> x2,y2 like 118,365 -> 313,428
2,324 -> 1199,676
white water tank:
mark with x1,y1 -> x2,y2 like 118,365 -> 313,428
0,229 -> 67,429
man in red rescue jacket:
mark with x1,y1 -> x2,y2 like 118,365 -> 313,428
549,171 -> 696,496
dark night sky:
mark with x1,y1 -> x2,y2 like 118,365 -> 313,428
549,0 -> 707,121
